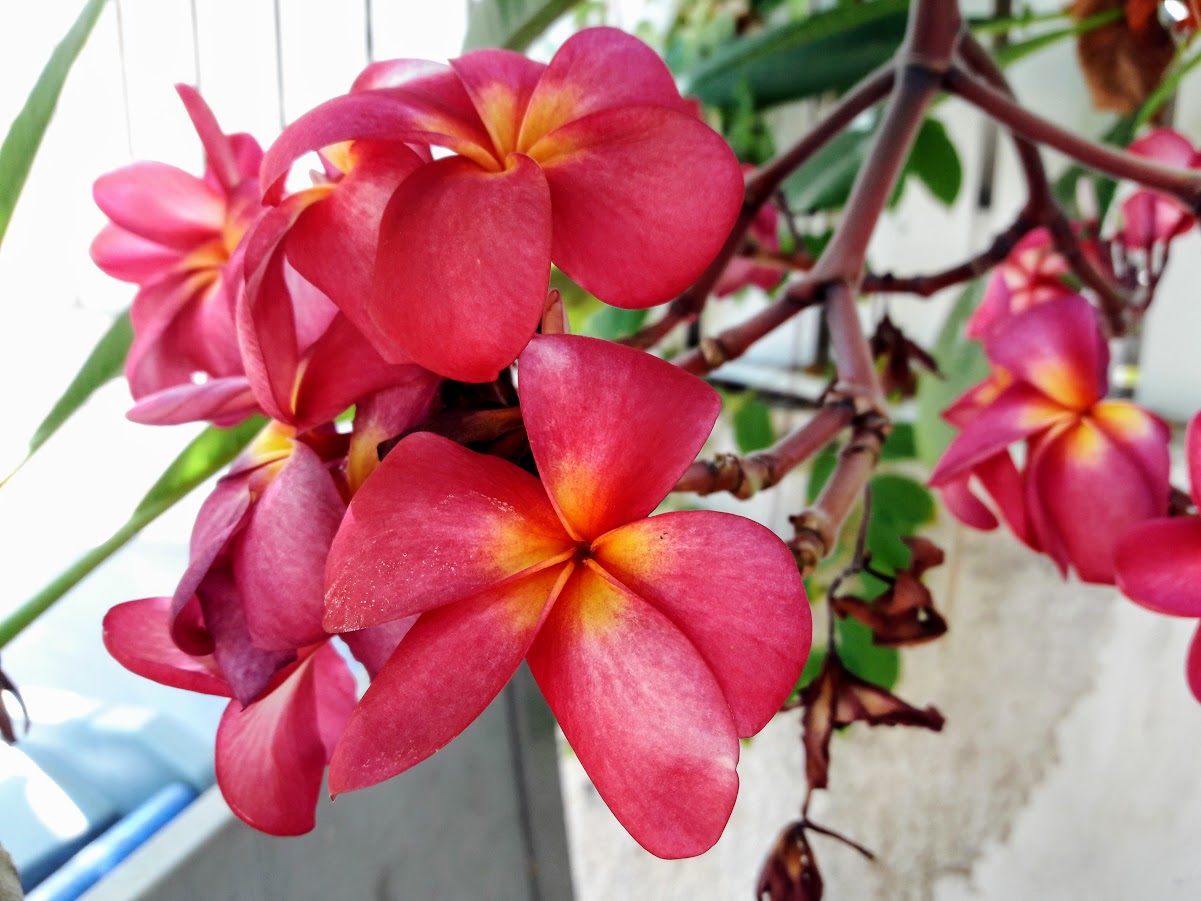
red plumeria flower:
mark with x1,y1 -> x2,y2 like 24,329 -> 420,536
261,28 -> 744,382
1116,412 -> 1201,703
323,334 -> 811,858
965,227 -> 1072,341
1120,128 -> 1201,255
91,86 -> 263,425
931,295 -> 1170,583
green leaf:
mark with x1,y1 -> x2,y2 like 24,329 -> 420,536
0,417 -> 265,650
731,393 -> 775,454
682,0 -> 908,110
879,422 -> 916,461
583,305 -> 648,341
805,441 -> 840,504
463,0 -> 582,52
0,0 -> 109,249
837,616 -> 899,689
915,280 -> 989,469
3,310 -> 132,486
867,473 -> 936,571
908,117 -> 962,207
782,123 -> 874,214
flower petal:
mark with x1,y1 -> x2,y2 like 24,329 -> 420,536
237,442 -> 346,650
527,563 -> 740,859
102,597 -> 230,696
324,431 -> 573,632
518,334 -> 720,540
532,105 -> 742,308
983,295 -> 1107,409
1115,518 -> 1201,617
216,643 -> 355,835
126,376 -> 258,427
370,153 -> 552,382
94,161 -> 225,251
339,618 -> 418,680
592,510 -> 810,736
346,371 -> 442,495
1188,412 -> 1201,504
90,224 -> 181,283
1187,625 -> 1201,705
175,83 -> 243,193
328,564 -> 567,794
450,49 -> 545,158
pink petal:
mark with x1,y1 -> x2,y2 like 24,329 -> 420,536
1189,413 -> 1201,505
527,563 -> 740,859
90,224 -> 181,283
1120,190 -> 1191,250
102,597 -> 230,696
94,161 -> 226,251
126,376 -> 258,427
237,442 -> 346,650
1187,625 -> 1201,705
592,510 -> 811,736
1092,401 -> 1171,502
328,564 -> 568,794
1115,518 -> 1201,617
450,49 -> 545,158
965,272 -> 1014,341
1128,128 -> 1200,168
370,153 -> 552,382
532,105 -> 743,308
937,474 -> 999,530
346,371 -> 442,495
518,27 -> 691,147
324,431 -> 573,632
176,83 -> 242,192
983,295 -> 1106,410
972,450 -> 1037,549
518,334 -> 720,541
339,618 -> 418,680
216,643 -> 355,835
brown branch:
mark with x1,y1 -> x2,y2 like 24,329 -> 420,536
674,403 -> 854,498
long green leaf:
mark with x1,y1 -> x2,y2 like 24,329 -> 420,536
0,0 -> 109,249
909,117 -> 962,207
681,0 -> 908,110
463,0 -> 583,52
0,417 -> 265,650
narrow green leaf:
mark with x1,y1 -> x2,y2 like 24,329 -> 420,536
908,117 -> 962,207
682,0 -> 908,110
583,305 -> 649,341
993,7 -> 1122,69
914,280 -> 989,468
463,0 -> 583,52
0,417 -> 265,650
782,123 -> 874,214
731,392 -> 775,454
805,441 -> 840,504
0,0 -> 110,249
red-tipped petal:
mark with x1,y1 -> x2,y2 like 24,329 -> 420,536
325,432 -> 573,632
983,295 -> 1107,410
532,105 -> 742,308
592,511 -> 809,736
216,643 -> 355,835
518,27 -> 690,147
528,564 -> 740,859
1116,518 -> 1201,617
328,564 -> 567,794
370,153 -> 552,382
90,224 -> 180,283
518,334 -> 720,540
103,597 -> 230,696
94,162 -> 225,250
237,442 -> 345,650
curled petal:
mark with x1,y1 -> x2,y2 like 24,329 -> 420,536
371,153 -> 552,382
1116,518 -> 1201,617
103,597 -> 230,696
519,334 -> 720,540
528,564 -> 739,859
533,105 -> 742,308
216,643 -> 355,835
329,564 -> 568,794
176,83 -> 243,192
90,224 -> 180,284
94,162 -> 225,250
126,377 -> 258,427
592,510 -> 810,736
325,432 -> 573,632
936,474 -> 999,531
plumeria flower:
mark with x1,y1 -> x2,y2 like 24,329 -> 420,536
965,228 -> 1071,341
931,295 -> 1170,583
91,86 -> 263,425
1116,412 -> 1201,703
261,27 -> 744,382
323,334 -> 811,858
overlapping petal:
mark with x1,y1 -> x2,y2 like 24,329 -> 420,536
592,511 -> 809,736
527,564 -> 740,859
450,49 -> 545,159
93,161 -> 225,251
1115,518 -> 1201,616
89,224 -> 180,283
324,432 -> 574,632
519,334 -> 720,540
102,597 -> 229,696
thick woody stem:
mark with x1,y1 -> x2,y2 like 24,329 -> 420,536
674,403 -> 854,497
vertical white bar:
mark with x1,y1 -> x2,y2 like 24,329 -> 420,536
276,0 -> 368,123
193,0 -> 282,142
369,0 -> 466,64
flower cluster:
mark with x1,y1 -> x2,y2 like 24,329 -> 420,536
93,28 -> 812,856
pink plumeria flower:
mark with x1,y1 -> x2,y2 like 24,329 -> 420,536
1116,412 -> 1201,703
323,335 -> 811,858
932,295 -> 1170,583
91,86 -> 263,425
965,227 -> 1072,341
1120,128 -> 1200,254
261,28 -> 744,382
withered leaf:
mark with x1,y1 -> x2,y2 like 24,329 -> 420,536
757,821 -> 823,901
1074,0 -> 1176,114
830,536 -> 948,647
0,659 -> 29,745
869,314 -> 940,399
800,652 -> 945,791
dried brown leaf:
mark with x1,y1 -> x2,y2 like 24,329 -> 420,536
757,821 -> 823,901
1074,0 -> 1176,113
